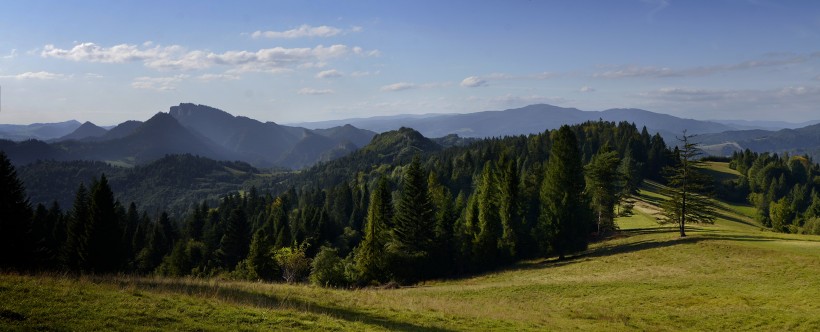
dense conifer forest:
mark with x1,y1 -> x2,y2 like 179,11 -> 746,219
3,120 -> 817,286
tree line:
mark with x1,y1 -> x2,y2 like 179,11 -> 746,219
728,149 -> 820,235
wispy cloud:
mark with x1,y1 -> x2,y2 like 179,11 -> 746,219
197,73 -> 240,81
639,85 -> 820,103
381,82 -> 417,92
297,87 -> 334,95
131,74 -> 188,91
460,76 -> 487,87
2,49 -> 17,59
0,71 -> 67,80
250,24 -> 362,39
643,0 -> 670,21
636,85 -> 820,120
41,42 -> 377,74
350,70 -> 379,77
380,81 -> 451,92
461,71 -> 558,86
316,69 -> 342,79
594,53 -> 820,79
579,86 -> 596,93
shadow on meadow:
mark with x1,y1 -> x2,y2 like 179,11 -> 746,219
506,225 -> 812,273
116,277 -> 454,332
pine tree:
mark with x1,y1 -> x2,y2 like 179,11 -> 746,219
538,125 -> 591,259
355,177 -> 393,283
659,132 -> 718,237
389,157 -> 436,282
0,151 -> 34,269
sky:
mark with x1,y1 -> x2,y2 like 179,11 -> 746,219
1,0 -> 820,125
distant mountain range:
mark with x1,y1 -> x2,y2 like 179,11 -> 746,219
695,123 -> 820,159
0,120 -> 81,141
1,103 -> 376,169
294,104 -> 741,142
3,103 -> 820,168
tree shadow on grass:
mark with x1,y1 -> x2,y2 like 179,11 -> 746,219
122,279 -> 454,332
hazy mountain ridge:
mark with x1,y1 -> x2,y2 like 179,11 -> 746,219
0,120 -> 81,141
696,123 -> 820,159
293,104 -> 738,140
0,103 -> 376,169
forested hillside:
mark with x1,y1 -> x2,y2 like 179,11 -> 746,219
2,121 -> 681,284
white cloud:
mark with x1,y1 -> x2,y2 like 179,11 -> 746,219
0,71 -> 67,80
297,88 -> 334,95
41,42 -> 183,64
84,73 -> 104,79
251,25 -> 342,39
131,74 -> 188,91
316,69 -> 342,79
381,82 -> 417,92
460,76 -> 487,87
41,42 -> 376,74
579,86 -> 596,93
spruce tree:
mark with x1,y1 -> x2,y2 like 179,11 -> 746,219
389,157 -> 436,282
497,156 -> 521,260
355,177 -> 392,283
247,227 -> 277,280
538,125 -> 591,259
218,208 -> 250,269
0,151 -> 34,269
474,162 -> 502,268
659,132 -> 718,237
85,175 -> 122,272
64,183 -> 89,271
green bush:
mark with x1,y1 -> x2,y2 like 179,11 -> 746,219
309,246 -> 348,288
803,217 -> 820,235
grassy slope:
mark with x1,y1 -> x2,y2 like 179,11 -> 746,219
2,163 -> 819,331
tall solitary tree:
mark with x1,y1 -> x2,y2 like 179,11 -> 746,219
538,126 -> 591,259
660,131 -> 718,237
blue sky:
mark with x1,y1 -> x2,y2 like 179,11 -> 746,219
1,0 -> 819,125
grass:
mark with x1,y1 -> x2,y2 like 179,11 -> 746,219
3,163 -> 820,331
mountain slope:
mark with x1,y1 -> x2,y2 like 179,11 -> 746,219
169,103 -> 375,168
313,124 -> 376,148
93,120 -> 143,141
57,121 -> 107,141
